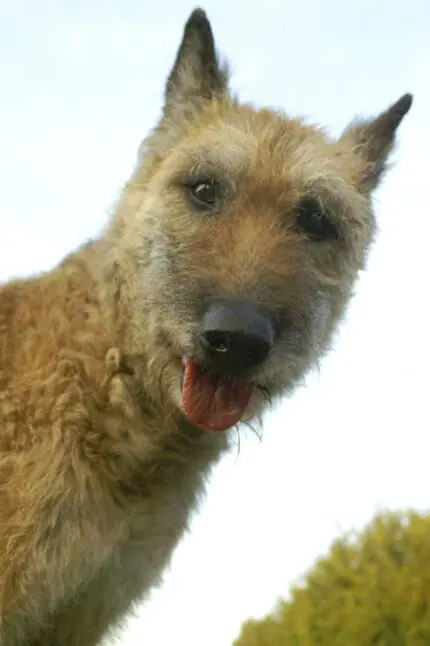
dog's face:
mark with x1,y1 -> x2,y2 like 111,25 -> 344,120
113,9 -> 411,432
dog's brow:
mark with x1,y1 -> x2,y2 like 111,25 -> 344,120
182,134 -> 257,177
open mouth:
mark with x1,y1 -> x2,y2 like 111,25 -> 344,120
180,356 -> 255,432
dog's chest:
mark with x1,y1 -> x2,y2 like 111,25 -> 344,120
91,391 -> 228,614
96,452 -> 216,612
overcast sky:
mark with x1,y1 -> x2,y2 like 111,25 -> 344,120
0,1 -> 429,645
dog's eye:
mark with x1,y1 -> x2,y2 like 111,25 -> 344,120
188,180 -> 218,209
295,197 -> 339,242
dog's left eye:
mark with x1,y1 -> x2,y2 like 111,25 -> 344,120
188,180 -> 218,209
295,197 -> 339,242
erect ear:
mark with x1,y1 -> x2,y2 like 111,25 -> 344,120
164,8 -> 229,113
339,93 -> 413,192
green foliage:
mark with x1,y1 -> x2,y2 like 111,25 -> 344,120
234,510 -> 430,646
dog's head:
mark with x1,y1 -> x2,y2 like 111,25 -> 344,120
107,9 -> 411,432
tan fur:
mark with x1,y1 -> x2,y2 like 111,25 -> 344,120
0,9 -> 412,645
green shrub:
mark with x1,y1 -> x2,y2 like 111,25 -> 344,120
234,511 -> 430,646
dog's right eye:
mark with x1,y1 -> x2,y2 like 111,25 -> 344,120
188,180 -> 218,209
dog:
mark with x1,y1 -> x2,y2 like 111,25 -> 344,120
0,7 -> 412,645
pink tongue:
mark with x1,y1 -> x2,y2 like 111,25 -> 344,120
181,357 -> 254,432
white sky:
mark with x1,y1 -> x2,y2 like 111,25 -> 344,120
0,2 -> 429,645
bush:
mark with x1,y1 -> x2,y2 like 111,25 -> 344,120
234,510 -> 430,645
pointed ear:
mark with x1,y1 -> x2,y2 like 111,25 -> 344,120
164,8 -> 229,113
339,93 -> 413,192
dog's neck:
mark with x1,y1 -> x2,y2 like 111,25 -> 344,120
74,240 -> 230,500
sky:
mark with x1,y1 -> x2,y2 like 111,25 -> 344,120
0,1 -> 429,645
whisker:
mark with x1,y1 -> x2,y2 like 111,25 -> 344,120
232,425 -> 241,463
242,419 -> 263,443
158,358 -> 176,407
257,384 -> 273,408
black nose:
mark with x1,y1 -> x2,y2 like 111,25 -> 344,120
200,302 -> 274,375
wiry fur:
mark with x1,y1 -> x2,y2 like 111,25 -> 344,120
0,8 -> 412,645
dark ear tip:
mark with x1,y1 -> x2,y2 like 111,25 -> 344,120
185,7 -> 211,31
189,7 -> 208,20
379,92 -> 413,131
395,93 -> 413,117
